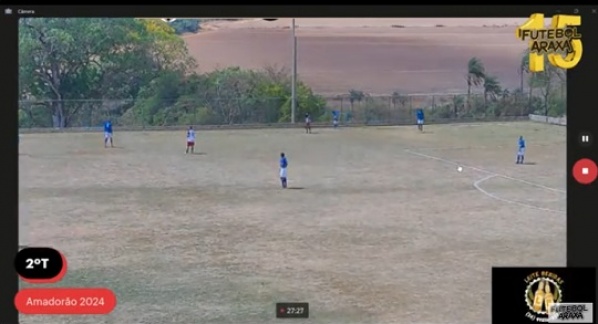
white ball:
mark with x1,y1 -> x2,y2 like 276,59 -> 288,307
457,166 -> 463,172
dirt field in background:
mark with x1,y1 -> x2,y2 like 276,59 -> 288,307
19,122 -> 565,324
185,18 -> 530,95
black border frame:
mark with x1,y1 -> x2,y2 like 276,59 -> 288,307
1,13 -> 19,324
567,10 -> 598,268
4,5 -> 598,323
0,6 -> 591,17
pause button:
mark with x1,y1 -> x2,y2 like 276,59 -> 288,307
579,132 -> 593,147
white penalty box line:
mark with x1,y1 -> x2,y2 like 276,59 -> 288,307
404,149 -> 565,193
404,149 -> 566,214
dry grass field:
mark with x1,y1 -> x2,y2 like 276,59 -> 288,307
19,122 -> 565,324
186,18 -> 530,95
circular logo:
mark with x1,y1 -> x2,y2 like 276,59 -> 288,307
525,278 -> 563,316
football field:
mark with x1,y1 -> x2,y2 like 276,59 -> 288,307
19,122 -> 566,324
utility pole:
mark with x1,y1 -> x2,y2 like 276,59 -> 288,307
291,18 -> 297,124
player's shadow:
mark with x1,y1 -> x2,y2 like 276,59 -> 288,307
190,152 -> 207,155
287,187 -> 305,190
521,162 -> 536,165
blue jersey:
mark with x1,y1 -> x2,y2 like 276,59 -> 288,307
519,138 -> 525,148
416,109 -> 424,120
104,121 -> 113,134
280,157 -> 288,169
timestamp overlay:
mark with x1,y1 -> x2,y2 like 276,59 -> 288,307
276,302 -> 309,319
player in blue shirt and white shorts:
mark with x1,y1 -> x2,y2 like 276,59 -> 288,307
416,108 -> 425,132
332,110 -> 339,128
516,136 -> 526,164
279,153 -> 288,189
103,120 -> 113,148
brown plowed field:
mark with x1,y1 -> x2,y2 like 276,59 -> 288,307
185,18 -> 530,95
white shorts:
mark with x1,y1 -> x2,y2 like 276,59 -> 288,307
518,147 -> 526,155
417,119 -> 424,125
279,168 -> 287,178
104,132 -> 112,139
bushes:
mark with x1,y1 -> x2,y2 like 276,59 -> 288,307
170,19 -> 201,34
18,19 -> 566,128
126,67 -> 327,126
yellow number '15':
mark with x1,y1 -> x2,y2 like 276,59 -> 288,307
516,14 -> 582,72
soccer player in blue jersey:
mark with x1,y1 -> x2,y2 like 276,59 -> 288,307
103,120 -> 113,148
516,136 -> 526,164
416,108 -> 425,132
332,110 -> 339,128
279,152 -> 288,189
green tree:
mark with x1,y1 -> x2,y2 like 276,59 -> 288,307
466,57 -> 486,112
483,75 -> 502,106
518,50 -> 529,93
348,89 -> 365,111
138,19 -> 196,72
525,54 -> 566,117
169,19 -> 201,35
391,91 -> 408,109
128,66 -> 326,126
452,95 -> 465,117
278,83 -> 326,122
19,18 -> 194,127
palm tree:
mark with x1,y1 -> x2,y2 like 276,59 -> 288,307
348,89 -> 365,111
519,49 -> 530,93
391,91 -> 401,109
466,57 -> 486,112
519,49 -> 536,112
483,75 -> 502,106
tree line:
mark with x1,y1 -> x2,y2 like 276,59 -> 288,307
18,18 -> 565,128
18,18 -> 325,128
338,54 -> 565,123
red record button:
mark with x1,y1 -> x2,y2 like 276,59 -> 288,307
572,158 -> 598,185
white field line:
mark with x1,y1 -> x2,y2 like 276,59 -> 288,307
404,149 -> 566,214
473,175 -> 565,214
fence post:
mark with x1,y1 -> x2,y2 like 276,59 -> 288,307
386,97 -> 393,125
141,104 -> 145,130
453,95 -> 457,118
339,97 -> 344,124
90,105 -> 94,128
